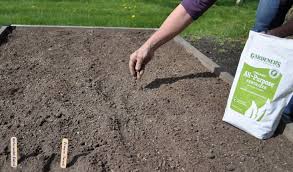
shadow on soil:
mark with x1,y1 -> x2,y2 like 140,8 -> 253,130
145,72 -> 217,89
43,153 -> 56,172
18,147 -> 42,164
0,25 -> 15,46
67,152 -> 91,168
274,116 -> 293,137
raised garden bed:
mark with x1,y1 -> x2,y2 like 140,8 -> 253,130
0,27 -> 293,171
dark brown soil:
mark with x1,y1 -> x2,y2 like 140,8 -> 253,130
0,28 -> 293,172
186,37 -> 244,76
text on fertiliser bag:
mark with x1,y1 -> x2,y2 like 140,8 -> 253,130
223,31 -> 293,139
231,53 -> 282,121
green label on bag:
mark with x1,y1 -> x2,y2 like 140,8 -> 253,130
231,63 -> 282,121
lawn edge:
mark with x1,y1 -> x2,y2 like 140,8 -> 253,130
174,35 -> 293,143
11,24 -> 159,30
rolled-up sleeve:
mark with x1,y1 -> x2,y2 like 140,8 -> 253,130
181,0 -> 216,20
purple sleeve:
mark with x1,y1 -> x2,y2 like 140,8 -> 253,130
181,0 -> 216,20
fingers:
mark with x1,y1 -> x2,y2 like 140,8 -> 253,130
134,53 -> 145,80
137,69 -> 144,80
129,53 -> 137,78
130,51 -> 144,80
129,48 -> 151,80
135,56 -> 143,72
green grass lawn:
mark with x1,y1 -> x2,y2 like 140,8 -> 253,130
0,0 -> 258,39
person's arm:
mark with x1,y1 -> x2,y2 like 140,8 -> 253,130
129,0 -> 216,79
129,4 -> 192,79
268,19 -> 293,38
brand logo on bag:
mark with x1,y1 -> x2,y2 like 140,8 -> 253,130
269,69 -> 280,79
250,53 -> 281,68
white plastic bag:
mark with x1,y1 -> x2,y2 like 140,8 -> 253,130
223,31 -> 293,139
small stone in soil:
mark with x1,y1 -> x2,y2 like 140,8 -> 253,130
186,138 -> 192,141
226,164 -> 235,171
55,112 -> 63,118
207,151 -> 215,159
138,86 -> 143,91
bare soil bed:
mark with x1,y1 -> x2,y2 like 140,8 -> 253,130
0,27 -> 293,172
186,37 -> 244,76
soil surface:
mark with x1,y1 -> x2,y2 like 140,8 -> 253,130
187,37 -> 244,76
0,28 -> 293,172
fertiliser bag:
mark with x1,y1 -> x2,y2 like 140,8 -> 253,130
223,31 -> 293,139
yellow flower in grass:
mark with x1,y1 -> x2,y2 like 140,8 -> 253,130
131,15 -> 136,18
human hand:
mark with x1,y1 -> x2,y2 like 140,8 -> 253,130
129,44 -> 154,79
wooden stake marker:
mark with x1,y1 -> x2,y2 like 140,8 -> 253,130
60,138 -> 69,168
10,137 -> 18,168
